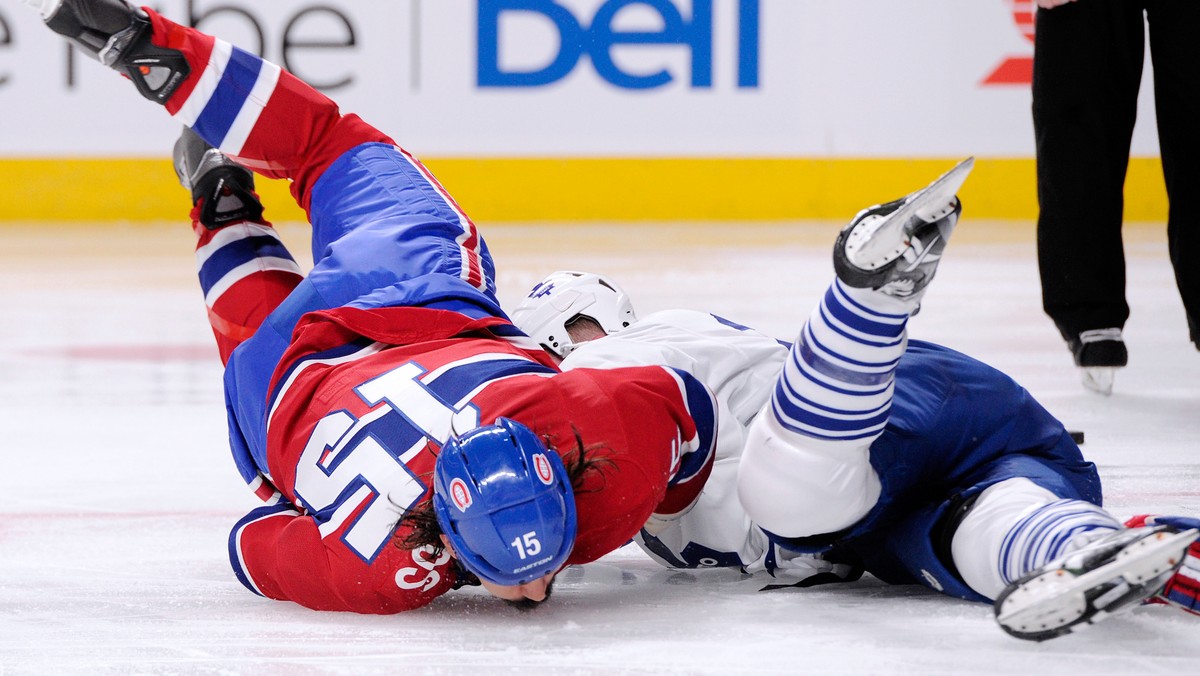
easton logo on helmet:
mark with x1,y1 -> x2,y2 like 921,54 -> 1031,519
450,477 -> 473,511
533,454 -> 554,485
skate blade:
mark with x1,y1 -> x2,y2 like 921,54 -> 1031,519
851,157 -> 974,265
1081,367 -> 1116,395
995,528 -> 1197,640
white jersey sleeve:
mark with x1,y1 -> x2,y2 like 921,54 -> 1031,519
562,308 -> 786,425
562,309 -> 854,584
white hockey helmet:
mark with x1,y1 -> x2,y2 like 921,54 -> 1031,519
510,270 -> 637,358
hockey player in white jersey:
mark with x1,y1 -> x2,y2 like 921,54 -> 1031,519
514,273 -> 857,585
512,159 -> 1200,641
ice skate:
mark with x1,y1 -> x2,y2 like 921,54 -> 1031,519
994,525 -> 1199,641
834,157 -> 973,305
1068,328 -> 1127,396
173,127 -> 263,230
33,0 -> 188,103
1125,514 -> 1200,614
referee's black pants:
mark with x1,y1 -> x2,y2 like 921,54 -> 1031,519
1033,0 -> 1200,348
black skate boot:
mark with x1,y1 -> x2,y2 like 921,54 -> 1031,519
1066,328 -> 1128,396
173,127 -> 263,230
994,525 -> 1199,641
833,158 -> 972,305
34,0 -> 189,104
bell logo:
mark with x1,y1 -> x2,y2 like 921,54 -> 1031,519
450,478 -> 473,511
478,0 -> 760,90
983,0 -> 1035,86
533,454 -> 555,485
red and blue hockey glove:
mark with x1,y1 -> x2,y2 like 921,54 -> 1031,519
1125,515 -> 1200,615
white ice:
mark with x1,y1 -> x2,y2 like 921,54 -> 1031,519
0,220 -> 1196,674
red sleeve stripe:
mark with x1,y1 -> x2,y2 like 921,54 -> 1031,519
395,146 -> 485,291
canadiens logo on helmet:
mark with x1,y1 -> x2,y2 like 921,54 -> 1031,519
431,417 -> 579,587
533,453 -> 554,485
449,477 -> 473,511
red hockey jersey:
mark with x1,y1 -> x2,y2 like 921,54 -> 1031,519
229,305 -> 717,613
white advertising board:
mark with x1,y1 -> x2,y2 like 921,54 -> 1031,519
0,0 -> 1161,159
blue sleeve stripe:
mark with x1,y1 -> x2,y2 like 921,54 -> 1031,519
228,503 -> 298,597
191,45 -> 273,149
198,236 -> 297,295
710,314 -> 756,333
667,367 -> 718,483
193,46 -> 264,148
710,313 -> 793,349
172,40 -> 281,156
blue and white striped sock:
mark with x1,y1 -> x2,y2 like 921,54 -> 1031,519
999,499 -> 1121,586
770,279 -> 910,441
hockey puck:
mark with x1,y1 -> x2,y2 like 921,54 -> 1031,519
1068,430 -> 1085,445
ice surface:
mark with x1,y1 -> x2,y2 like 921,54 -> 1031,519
0,221 -> 1196,674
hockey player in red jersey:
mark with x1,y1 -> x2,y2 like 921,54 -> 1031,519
34,0 -> 719,613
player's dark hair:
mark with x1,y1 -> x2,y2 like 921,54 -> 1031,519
394,426 -> 610,556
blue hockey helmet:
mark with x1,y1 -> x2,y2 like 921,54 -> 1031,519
432,417 -> 578,586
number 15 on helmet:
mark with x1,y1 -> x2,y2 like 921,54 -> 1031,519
432,417 -> 578,586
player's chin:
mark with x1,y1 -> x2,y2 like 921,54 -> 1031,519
504,580 -> 556,611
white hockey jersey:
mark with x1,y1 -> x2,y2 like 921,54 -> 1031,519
562,309 -> 858,584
